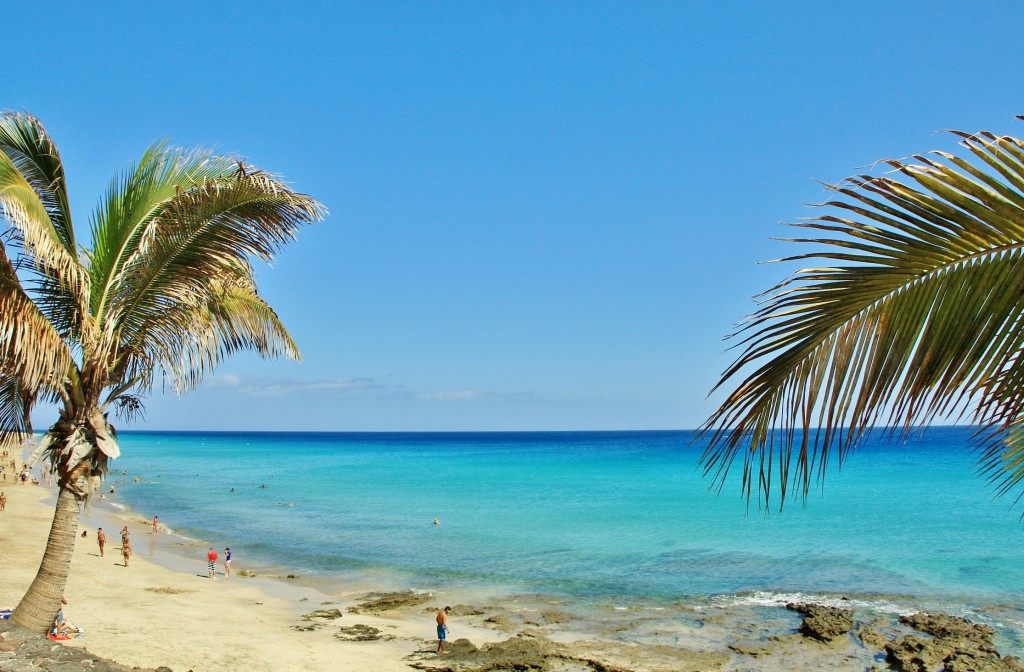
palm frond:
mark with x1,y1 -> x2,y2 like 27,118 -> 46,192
139,269 -> 301,395
0,113 -> 84,297
88,144 -> 241,324
0,243 -> 73,394
100,261 -> 301,401
701,128 -> 1024,508
0,375 -> 35,452
97,165 -> 323,337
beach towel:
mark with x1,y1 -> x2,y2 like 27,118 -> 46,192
47,633 -> 71,641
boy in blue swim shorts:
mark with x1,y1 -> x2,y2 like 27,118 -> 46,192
436,605 -> 452,653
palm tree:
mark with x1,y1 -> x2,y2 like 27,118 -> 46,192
701,121 -> 1024,511
0,112 -> 325,631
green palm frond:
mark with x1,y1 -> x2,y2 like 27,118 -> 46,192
101,166 -> 324,339
88,144 -> 241,323
0,113 -> 84,296
701,128 -> 1024,508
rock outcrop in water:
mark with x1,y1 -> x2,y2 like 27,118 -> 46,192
885,612 -> 1024,672
786,602 -> 854,642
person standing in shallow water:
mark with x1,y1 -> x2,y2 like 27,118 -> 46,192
436,606 -> 452,653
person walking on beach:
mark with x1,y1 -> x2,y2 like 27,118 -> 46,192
207,547 -> 218,579
152,516 -> 159,534
121,526 -> 131,567
224,547 -> 232,578
97,528 -> 105,557
0,492 -> 6,511
436,606 -> 452,653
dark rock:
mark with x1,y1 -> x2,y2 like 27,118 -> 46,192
349,591 -> 431,614
855,620 -> 890,651
886,612 -> 1024,672
886,634 -> 953,672
409,635 -> 554,671
301,608 -> 344,621
900,613 -> 994,646
785,602 -> 853,642
335,624 -> 393,641
453,636 -> 554,671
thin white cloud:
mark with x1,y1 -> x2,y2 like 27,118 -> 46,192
204,375 -> 387,398
421,390 -> 487,401
203,375 -> 544,405
420,389 -> 540,403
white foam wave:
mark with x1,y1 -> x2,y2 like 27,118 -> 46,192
717,591 -> 915,616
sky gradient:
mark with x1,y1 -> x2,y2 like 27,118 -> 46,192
10,2 -> 1024,431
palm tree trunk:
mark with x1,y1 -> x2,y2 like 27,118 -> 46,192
11,486 -> 81,632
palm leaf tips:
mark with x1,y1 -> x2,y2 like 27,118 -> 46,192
701,122 -> 1024,509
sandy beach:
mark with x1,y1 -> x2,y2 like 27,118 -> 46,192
3,479 -> 1024,672
0,482 -> 504,671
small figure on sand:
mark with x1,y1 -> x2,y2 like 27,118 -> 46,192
0,491 -> 6,511
97,528 -> 106,557
51,596 -> 82,637
121,526 -> 131,567
224,547 -> 232,578
152,515 -> 159,534
207,547 -> 218,579
436,606 -> 452,653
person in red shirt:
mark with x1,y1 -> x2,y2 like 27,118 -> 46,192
207,547 -> 218,579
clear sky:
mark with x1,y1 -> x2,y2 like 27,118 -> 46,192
9,2 -> 1024,431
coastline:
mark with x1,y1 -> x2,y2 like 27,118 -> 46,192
0,483 -> 495,671
3,480 -> 1024,671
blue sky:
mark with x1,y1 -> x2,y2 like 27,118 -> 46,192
10,2 -> 1024,431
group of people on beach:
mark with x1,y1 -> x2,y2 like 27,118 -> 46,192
206,547 -> 232,579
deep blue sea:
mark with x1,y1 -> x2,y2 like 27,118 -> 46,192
92,426 -> 1024,613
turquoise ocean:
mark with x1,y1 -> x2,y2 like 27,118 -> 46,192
93,427 -> 1024,648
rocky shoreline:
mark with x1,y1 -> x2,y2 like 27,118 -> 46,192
3,593 -> 1022,672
